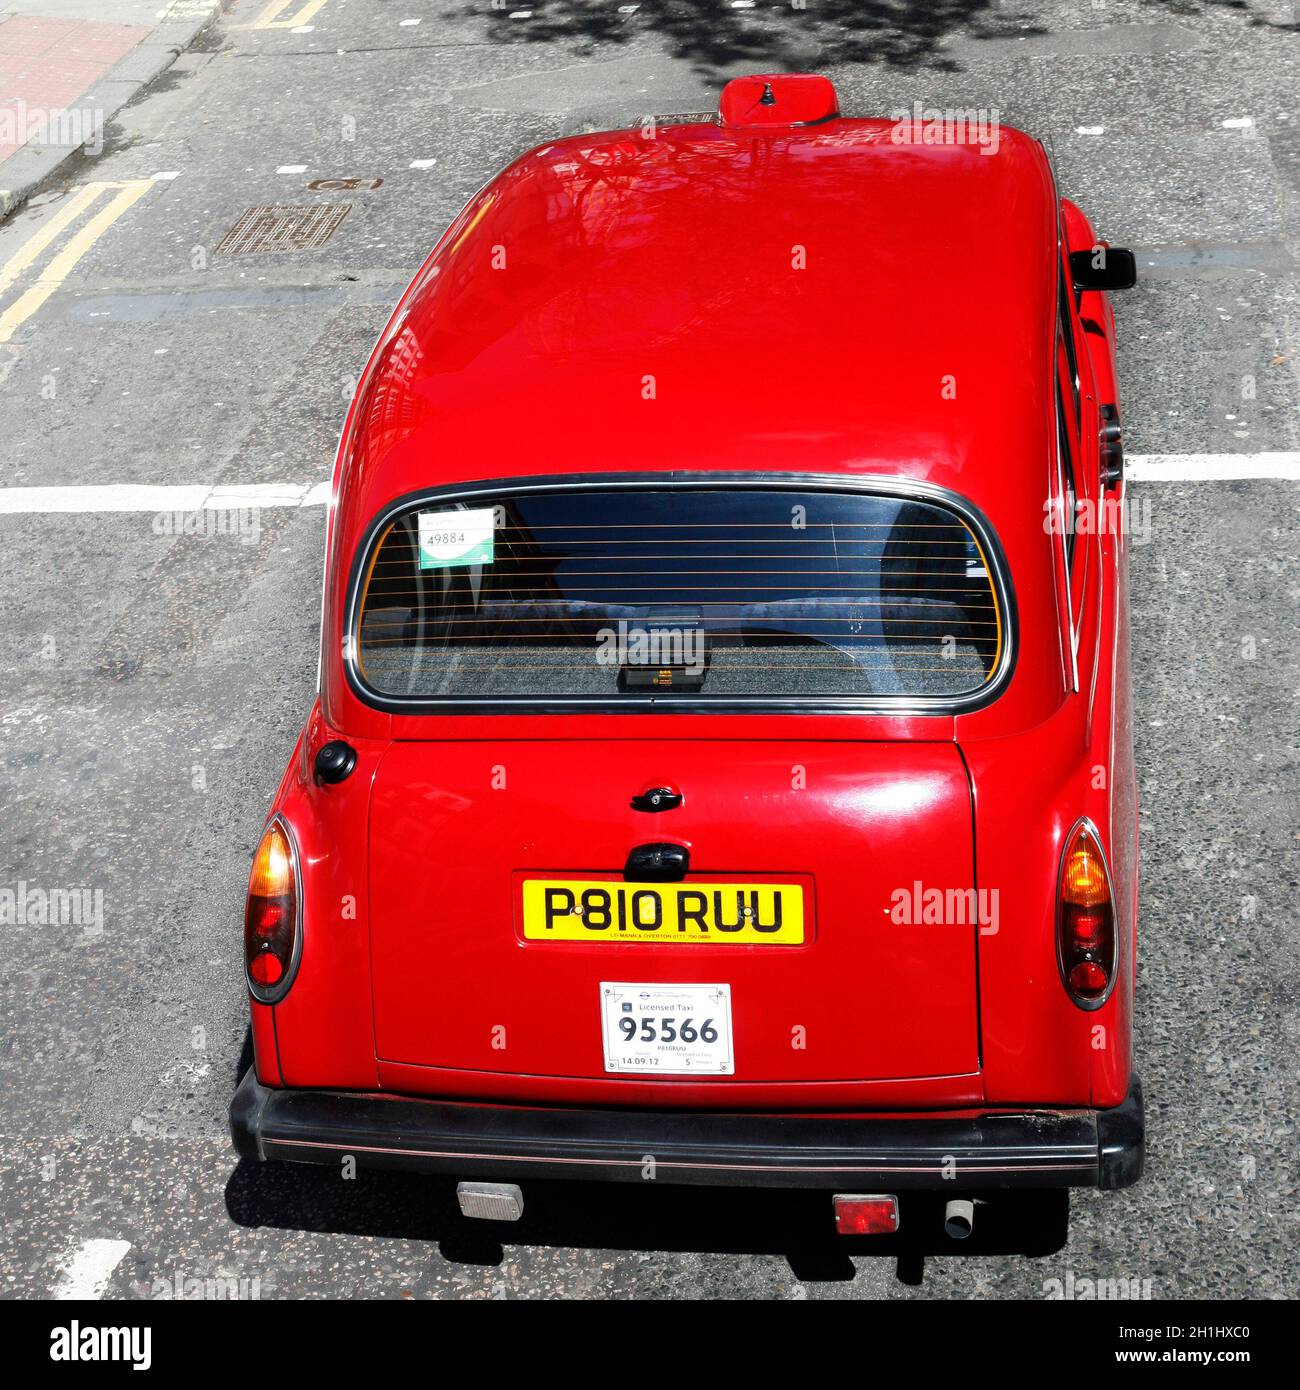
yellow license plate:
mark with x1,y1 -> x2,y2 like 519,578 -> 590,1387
521,880 -> 804,945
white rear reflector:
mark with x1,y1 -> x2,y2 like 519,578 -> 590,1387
833,1193 -> 899,1236
457,1181 -> 524,1221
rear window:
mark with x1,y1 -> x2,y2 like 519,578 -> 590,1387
350,483 -> 1008,708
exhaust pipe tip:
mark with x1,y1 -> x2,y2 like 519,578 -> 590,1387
944,1198 -> 975,1240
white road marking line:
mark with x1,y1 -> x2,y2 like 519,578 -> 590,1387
0,483 -> 328,515
1126,452 -> 1300,481
53,1238 -> 131,1300
151,171 -> 181,181
0,458 -> 1295,519
1222,116 -> 1254,130
1075,125 -> 1105,135
276,164 -> 308,174
409,158 -> 437,169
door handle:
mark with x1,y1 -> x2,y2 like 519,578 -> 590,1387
624,843 -> 690,882
631,786 -> 683,813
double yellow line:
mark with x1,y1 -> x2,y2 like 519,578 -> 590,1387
0,179 -> 152,344
247,0 -> 332,28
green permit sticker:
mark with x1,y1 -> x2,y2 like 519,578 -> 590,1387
417,507 -> 495,570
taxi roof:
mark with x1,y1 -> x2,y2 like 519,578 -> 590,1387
337,103 -> 1060,538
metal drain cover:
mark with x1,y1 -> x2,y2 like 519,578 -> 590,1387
215,203 -> 352,255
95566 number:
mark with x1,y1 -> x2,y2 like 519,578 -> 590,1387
618,1014 -> 719,1045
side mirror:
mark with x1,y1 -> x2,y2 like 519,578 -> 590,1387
1069,246 -> 1137,291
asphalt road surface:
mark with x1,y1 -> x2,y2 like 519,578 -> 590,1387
1,0 -> 1297,1300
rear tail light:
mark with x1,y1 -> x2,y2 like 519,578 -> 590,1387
244,817 -> 300,1003
1056,819 -> 1116,1009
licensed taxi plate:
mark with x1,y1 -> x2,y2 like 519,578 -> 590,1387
521,879 -> 804,944
600,982 -> 733,1074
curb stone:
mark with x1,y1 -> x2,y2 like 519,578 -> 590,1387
0,1 -> 224,222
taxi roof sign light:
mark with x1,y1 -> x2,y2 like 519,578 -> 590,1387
718,74 -> 840,129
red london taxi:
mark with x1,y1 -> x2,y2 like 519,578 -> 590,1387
231,75 -> 1143,1238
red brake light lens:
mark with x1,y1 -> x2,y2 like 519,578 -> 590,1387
244,820 -> 299,1003
1067,960 -> 1108,996
1057,821 -> 1115,1008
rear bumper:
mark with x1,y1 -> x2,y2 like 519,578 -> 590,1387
230,1071 -> 1144,1192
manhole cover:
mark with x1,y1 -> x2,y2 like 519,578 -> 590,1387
215,203 -> 353,255
307,177 -> 383,191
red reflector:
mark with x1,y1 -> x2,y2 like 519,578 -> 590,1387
833,1194 -> 899,1236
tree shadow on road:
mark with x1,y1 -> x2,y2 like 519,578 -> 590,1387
452,0 -> 1296,77
225,1159 -> 1068,1287
456,0 -> 1037,74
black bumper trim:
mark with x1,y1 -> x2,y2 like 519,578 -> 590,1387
1096,1076 -> 1145,1190
230,1072 -> 1144,1192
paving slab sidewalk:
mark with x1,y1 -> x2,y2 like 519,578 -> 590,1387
0,0 -> 222,218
